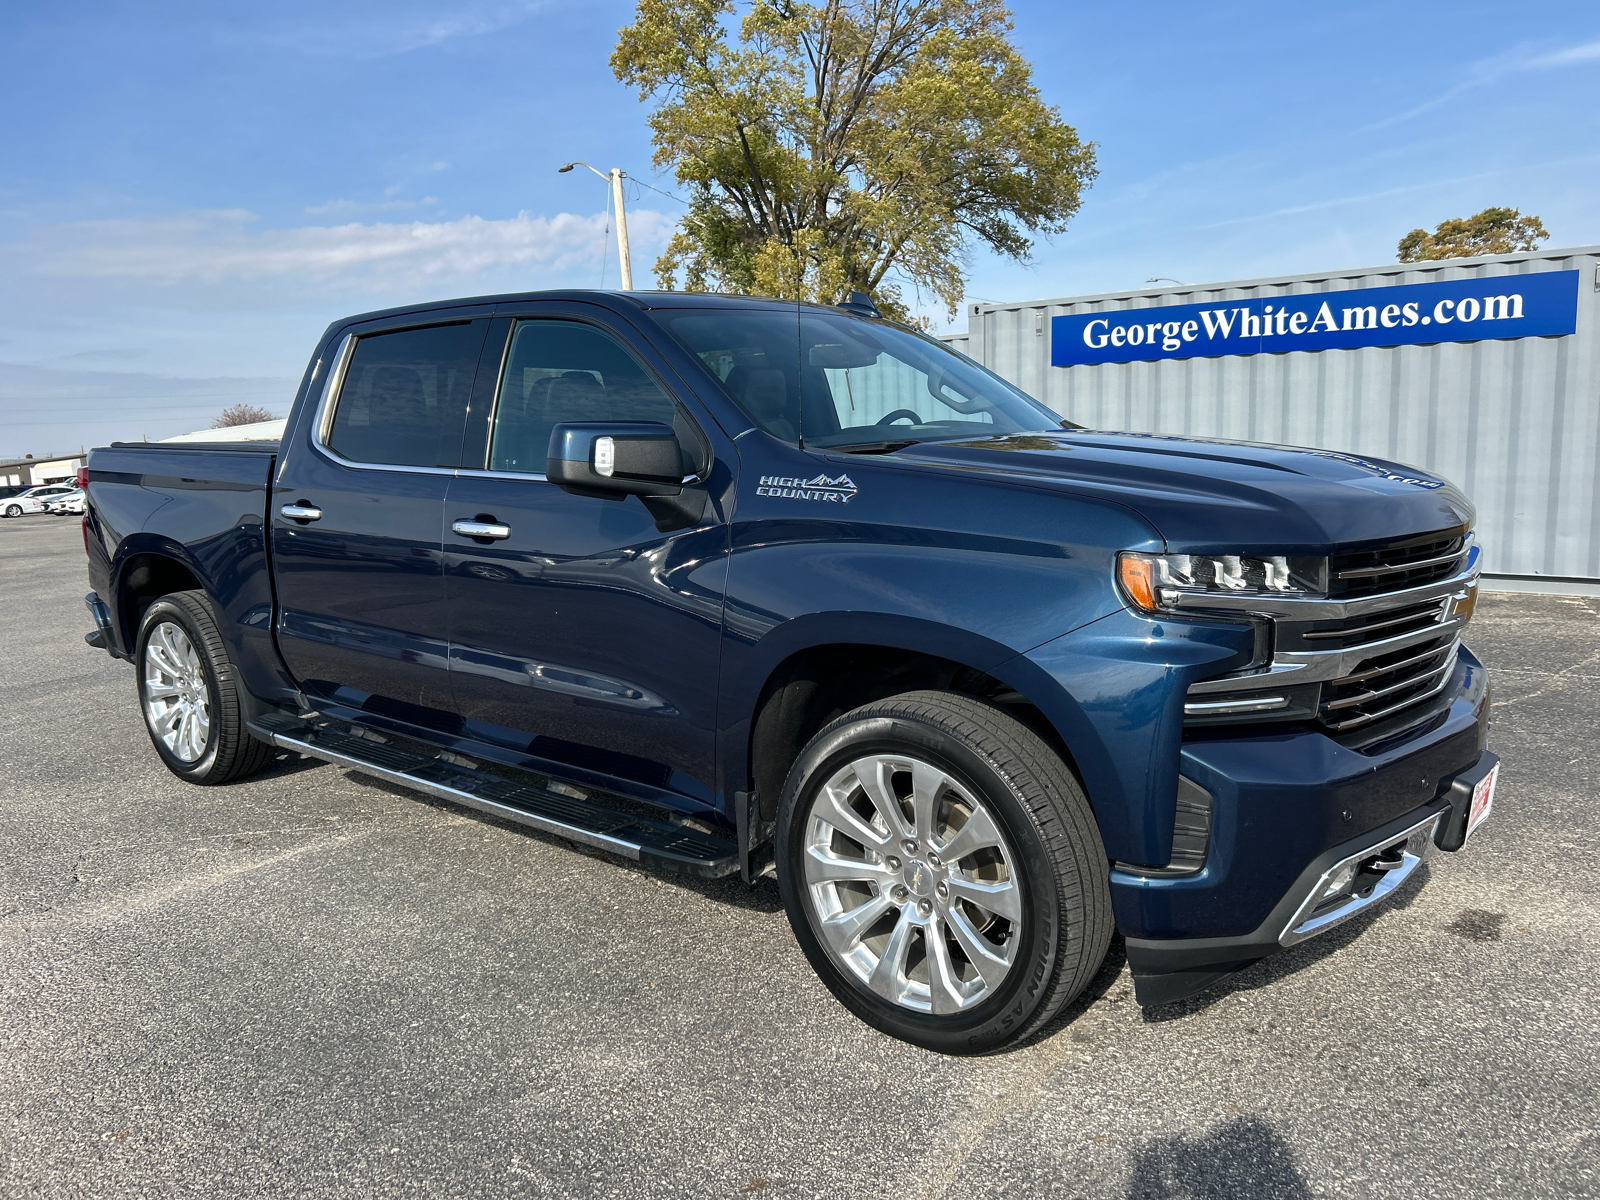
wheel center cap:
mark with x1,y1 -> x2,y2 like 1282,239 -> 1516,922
903,859 -> 936,899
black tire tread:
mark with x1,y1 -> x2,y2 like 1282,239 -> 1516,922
815,690 -> 1112,1044
142,590 -> 274,785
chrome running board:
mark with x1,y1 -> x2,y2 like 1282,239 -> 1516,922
248,711 -> 739,878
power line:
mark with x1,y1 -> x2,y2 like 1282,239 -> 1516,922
629,178 -> 687,206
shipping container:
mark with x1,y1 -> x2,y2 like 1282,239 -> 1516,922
945,246 -> 1600,591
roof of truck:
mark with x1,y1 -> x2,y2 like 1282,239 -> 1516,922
330,289 -> 869,328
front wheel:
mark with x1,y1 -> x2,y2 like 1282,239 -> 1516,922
776,691 -> 1112,1054
3,504 -> 20,518
136,590 -> 274,785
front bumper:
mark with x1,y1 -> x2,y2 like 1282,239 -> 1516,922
1118,648 -> 1493,1006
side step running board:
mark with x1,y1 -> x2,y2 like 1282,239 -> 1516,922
248,711 -> 739,879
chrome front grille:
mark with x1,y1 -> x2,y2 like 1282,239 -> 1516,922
1181,532 -> 1480,739
1290,597 -> 1450,651
1318,632 -> 1460,731
1328,529 -> 1468,599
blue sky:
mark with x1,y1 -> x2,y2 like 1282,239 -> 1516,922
2,0 -> 1597,455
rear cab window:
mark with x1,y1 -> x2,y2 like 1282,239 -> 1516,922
324,322 -> 487,468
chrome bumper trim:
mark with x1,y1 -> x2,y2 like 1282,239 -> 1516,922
1279,811 -> 1442,947
1184,694 -> 1289,716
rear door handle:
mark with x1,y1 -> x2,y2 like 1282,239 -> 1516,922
452,519 -> 511,541
280,503 -> 323,522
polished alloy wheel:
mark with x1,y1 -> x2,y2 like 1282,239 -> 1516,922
802,753 -> 1022,1014
142,620 -> 212,762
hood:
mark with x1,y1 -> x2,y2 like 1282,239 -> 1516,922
887,430 -> 1474,552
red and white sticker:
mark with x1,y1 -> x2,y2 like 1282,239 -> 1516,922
1466,763 -> 1498,840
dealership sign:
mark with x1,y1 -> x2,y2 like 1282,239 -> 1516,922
1051,270 -> 1579,367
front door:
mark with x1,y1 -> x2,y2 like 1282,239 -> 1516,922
272,316 -> 490,728
443,307 -> 728,810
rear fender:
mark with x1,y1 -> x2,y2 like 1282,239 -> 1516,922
109,531 -> 297,706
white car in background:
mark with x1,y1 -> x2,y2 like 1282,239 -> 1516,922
43,489 -> 86,515
2,484 -> 78,518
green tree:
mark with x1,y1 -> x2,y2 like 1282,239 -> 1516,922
611,0 -> 1095,321
1397,206 -> 1549,263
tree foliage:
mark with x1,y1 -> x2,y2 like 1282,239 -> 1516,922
1397,207 -> 1549,263
212,403 -> 276,428
612,0 -> 1095,320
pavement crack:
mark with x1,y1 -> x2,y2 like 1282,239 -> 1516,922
897,1008 -> 1118,1200
1491,648 -> 1600,710
0,832 -> 372,948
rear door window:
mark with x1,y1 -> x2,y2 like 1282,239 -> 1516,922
487,320 -> 681,474
326,322 -> 487,468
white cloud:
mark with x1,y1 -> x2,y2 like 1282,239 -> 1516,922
1527,39 -> 1600,69
11,207 -> 675,292
1371,37 -> 1600,129
303,196 -> 439,217
217,2 -> 548,61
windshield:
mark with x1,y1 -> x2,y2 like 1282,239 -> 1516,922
656,307 -> 1064,449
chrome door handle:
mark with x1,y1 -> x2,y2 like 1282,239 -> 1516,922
452,519 -> 511,541
280,503 -> 323,522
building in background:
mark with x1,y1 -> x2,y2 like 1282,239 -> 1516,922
945,246 -> 1599,594
0,455 -> 83,488
162,418 -> 286,444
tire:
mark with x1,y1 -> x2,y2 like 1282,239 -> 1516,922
3,504 -> 20,518
776,691 -> 1112,1054
135,590 -> 275,785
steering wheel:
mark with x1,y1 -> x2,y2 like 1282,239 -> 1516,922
875,408 -> 923,426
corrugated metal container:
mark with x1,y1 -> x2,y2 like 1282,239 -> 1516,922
946,246 -> 1600,588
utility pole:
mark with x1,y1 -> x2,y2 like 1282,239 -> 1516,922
560,161 -> 633,290
610,168 -> 632,291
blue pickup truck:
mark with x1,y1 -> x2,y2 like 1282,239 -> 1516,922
81,289 -> 1498,1052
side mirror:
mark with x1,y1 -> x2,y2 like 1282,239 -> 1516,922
547,422 -> 707,532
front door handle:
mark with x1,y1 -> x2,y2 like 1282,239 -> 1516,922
280,502 -> 323,522
452,518 -> 512,541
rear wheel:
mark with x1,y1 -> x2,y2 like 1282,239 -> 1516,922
136,590 -> 274,785
776,691 -> 1112,1054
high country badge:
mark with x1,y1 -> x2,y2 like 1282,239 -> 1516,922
756,473 -> 859,503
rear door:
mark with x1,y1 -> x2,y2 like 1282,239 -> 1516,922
272,314 -> 491,729
442,303 -> 730,810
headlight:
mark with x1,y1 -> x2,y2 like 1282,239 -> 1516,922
1117,551 -> 1327,614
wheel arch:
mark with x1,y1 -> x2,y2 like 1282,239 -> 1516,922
111,539 -> 206,655
732,614 -> 1100,835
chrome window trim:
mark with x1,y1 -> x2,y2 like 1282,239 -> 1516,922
312,333 -> 356,448
457,467 -> 550,483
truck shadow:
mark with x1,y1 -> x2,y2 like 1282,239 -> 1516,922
1123,1114 -> 1315,1199
1139,863 -> 1435,1023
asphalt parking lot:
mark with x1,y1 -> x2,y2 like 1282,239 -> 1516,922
1,512 -> 1596,1200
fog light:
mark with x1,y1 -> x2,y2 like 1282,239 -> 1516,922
1316,861 -> 1359,906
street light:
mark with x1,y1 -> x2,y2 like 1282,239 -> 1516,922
559,161 -> 632,290
1146,277 -> 1183,286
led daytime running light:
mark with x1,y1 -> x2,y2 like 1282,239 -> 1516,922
1118,551 -> 1326,613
